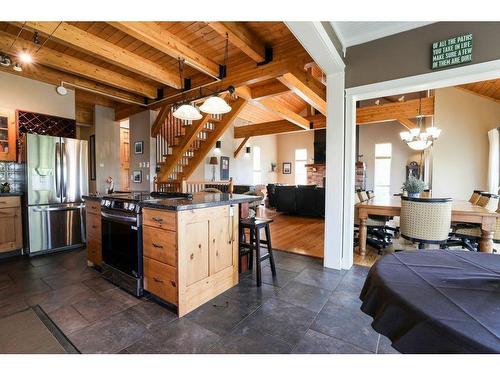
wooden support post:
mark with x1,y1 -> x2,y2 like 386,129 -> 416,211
234,137 -> 250,158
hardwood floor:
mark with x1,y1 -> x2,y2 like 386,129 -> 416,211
256,207 -> 380,267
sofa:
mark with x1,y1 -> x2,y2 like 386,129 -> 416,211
267,184 -> 325,217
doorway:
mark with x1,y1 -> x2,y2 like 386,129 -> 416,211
120,120 -> 130,192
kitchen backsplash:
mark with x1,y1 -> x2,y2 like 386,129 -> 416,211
0,161 -> 24,192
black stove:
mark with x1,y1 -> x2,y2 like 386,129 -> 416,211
99,192 -> 191,297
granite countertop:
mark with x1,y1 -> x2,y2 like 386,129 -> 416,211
82,195 -> 101,201
140,193 -> 262,211
0,192 -> 24,196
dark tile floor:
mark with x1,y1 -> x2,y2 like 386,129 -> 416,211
0,248 -> 399,354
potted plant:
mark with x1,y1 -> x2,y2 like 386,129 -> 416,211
270,162 -> 277,172
402,176 -> 426,198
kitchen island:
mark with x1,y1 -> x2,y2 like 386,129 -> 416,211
84,192 -> 260,316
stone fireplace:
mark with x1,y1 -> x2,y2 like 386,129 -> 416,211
305,163 -> 326,186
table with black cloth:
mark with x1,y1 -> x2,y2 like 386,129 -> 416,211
360,250 -> 500,353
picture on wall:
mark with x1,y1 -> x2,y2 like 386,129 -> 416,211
283,162 -> 292,174
134,141 -> 144,154
220,156 -> 230,180
132,170 -> 142,183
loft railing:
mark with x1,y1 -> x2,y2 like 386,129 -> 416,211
154,177 -> 233,194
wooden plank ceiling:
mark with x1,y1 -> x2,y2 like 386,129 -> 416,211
0,21 -> 324,130
458,79 -> 500,103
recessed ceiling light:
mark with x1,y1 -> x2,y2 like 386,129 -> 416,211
19,50 -> 32,64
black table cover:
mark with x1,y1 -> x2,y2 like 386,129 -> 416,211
360,250 -> 500,354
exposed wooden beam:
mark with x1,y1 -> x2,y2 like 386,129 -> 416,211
149,39 -> 313,110
278,66 -> 326,115
180,98 -> 248,179
234,137 -> 250,158
455,86 -> 500,105
0,30 -> 157,99
0,61 -> 145,105
258,98 -> 310,130
115,103 -> 144,122
22,22 -> 182,88
207,22 -> 266,63
76,89 -> 116,108
248,80 -> 289,100
234,114 -> 326,138
397,118 -> 417,129
109,22 -> 220,78
356,97 -> 434,125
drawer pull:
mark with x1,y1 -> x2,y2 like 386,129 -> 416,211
152,217 -> 163,222
190,253 -> 194,260
170,281 -> 176,288
92,225 -> 97,229
91,206 -> 97,209
152,243 -> 163,249
153,277 -> 164,283
0,201 -> 6,204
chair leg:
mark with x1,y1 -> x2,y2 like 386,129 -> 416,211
418,243 -> 425,250
255,228 -> 262,287
248,228 -> 254,270
265,224 -> 276,276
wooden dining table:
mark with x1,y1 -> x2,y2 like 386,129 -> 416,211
356,196 -> 499,256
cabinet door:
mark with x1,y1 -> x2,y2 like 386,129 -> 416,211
85,212 -> 101,266
0,207 -> 22,252
0,109 -> 16,162
209,213 -> 234,274
184,221 -> 209,286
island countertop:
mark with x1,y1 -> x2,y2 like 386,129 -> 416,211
139,192 -> 261,211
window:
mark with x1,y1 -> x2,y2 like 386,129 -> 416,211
252,146 -> 261,184
374,143 -> 392,197
295,148 -> 307,185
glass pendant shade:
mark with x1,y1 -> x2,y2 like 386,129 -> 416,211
173,104 -> 202,121
407,140 -> 432,151
199,96 -> 232,115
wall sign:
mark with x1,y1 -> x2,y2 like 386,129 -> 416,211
432,34 -> 473,69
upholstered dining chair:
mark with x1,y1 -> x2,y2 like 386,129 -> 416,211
400,196 -> 453,250
476,193 -> 499,211
453,209 -> 500,253
367,190 -> 375,199
357,190 -> 369,202
420,189 -> 432,198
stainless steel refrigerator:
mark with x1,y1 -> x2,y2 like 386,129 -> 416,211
24,133 -> 88,255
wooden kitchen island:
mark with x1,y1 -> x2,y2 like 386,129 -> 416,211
140,193 -> 259,317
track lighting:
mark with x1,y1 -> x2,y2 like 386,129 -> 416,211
0,54 -> 11,67
13,62 -> 22,72
56,84 -> 68,96
19,49 -> 32,64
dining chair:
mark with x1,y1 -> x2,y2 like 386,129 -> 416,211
420,189 -> 432,198
367,190 -> 375,199
400,196 -> 453,249
476,193 -> 499,211
357,190 -> 369,202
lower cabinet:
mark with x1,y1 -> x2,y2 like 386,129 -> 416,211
143,205 -> 238,317
85,202 -> 102,267
0,196 -> 22,253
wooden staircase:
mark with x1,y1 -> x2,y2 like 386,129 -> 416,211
153,96 -> 247,188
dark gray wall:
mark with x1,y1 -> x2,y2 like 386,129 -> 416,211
345,22 -> 500,88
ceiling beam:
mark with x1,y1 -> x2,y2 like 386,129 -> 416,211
21,22 -> 182,88
277,66 -> 326,115
258,98 -> 310,130
148,39 -> 313,110
357,97 -> 434,125
0,30 -> 157,99
397,118 -> 417,129
0,61 -> 145,105
234,137 -> 250,158
109,22 -> 220,78
247,80 -> 290,100
234,114 -> 325,138
207,22 -> 266,63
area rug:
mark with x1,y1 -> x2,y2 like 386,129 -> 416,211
0,305 -> 79,354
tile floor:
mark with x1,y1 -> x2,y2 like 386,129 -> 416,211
0,248 -> 399,354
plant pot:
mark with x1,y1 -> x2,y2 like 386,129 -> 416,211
408,192 -> 420,198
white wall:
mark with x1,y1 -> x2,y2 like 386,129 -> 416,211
432,87 -> 500,199
0,71 -> 75,119
189,120 -> 279,185
129,110 -> 157,192
358,121 -> 420,194
94,105 -> 121,193
276,131 -> 315,185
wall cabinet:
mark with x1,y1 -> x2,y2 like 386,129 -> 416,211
0,196 -> 22,252
85,201 -> 102,267
0,109 -> 16,162
142,205 -> 238,317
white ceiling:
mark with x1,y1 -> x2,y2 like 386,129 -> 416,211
330,22 -> 435,50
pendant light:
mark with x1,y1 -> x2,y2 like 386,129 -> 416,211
400,93 -> 441,151
173,58 -> 202,121
199,33 -> 232,115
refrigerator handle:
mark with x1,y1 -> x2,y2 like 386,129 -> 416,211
55,142 -> 61,199
61,141 -> 67,200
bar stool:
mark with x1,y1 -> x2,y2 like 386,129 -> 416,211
239,217 -> 277,287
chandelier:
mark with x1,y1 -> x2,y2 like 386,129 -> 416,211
399,96 -> 441,151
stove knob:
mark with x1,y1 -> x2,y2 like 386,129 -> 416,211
128,203 -> 135,211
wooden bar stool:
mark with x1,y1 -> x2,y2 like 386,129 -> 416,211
239,218 -> 277,287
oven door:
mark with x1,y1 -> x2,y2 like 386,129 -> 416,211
101,209 -> 142,278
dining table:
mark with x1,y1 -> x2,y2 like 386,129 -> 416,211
356,196 -> 499,255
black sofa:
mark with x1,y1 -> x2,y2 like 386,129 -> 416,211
268,184 -> 325,217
